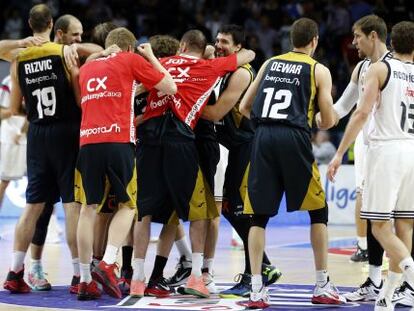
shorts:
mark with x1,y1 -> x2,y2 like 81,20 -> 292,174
0,143 -> 26,180
137,137 -> 218,224
195,137 -> 220,210
26,122 -> 79,204
354,132 -> 367,192
244,124 -> 326,216
222,142 -> 251,218
361,141 -> 414,220
75,143 -> 137,213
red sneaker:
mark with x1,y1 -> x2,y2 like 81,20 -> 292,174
144,277 -> 173,297
92,261 -> 122,298
70,275 -> 80,294
3,268 -> 31,294
77,280 -> 101,300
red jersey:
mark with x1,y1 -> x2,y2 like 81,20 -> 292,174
144,53 -> 238,129
79,52 -> 164,146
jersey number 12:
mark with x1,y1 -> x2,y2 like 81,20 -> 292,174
261,88 -> 292,119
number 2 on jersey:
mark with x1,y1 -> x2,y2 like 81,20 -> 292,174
32,87 -> 56,119
261,88 -> 292,119
400,101 -> 414,134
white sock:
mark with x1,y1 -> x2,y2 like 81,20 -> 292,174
369,265 -> 382,287
202,258 -> 214,273
80,263 -> 92,283
251,274 -> 263,293
192,253 -> 203,277
316,270 -> 328,287
399,257 -> 414,289
381,271 -> 402,300
11,251 -> 26,272
176,237 -> 192,261
357,236 -> 367,250
102,244 -> 118,265
30,258 -> 41,268
72,258 -> 80,276
132,258 -> 145,281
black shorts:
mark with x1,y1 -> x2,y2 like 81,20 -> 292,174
26,122 -> 79,204
195,138 -> 220,200
222,142 -> 251,218
137,136 -> 218,224
75,143 -> 137,212
244,124 -> 326,216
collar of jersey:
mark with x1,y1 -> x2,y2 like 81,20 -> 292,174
179,54 -> 200,59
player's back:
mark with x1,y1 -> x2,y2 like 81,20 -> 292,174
17,42 -> 79,124
370,58 -> 414,142
251,51 -> 317,133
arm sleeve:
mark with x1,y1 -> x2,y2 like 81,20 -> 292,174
333,81 -> 359,119
211,54 -> 238,76
131,54 -> 165,91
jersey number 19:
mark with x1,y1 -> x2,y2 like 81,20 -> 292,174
32,86 -> 56,119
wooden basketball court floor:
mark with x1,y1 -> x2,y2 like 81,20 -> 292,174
0,217 -> 408,310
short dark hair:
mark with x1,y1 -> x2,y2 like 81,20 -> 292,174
217,24 -> 245,46
290,18 -> 318,48
353,14 -> 387,43
54,14 -> 77,33
91,22 -> 118,47
149,35 -> 179,58
391,21 -> 414,54
181,29 -> 207,54
29,4 -> 52,33
105,27 -> 136,51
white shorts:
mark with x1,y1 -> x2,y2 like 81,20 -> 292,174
0,143 -> 26,180
361,141 -> 414,221
354,132 -> 367,192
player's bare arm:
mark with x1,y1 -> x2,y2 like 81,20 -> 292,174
315,63 -> 336,129
235,48 -> 256,67
202,67 -> 251,121
85,44 -> 121,63
240,59 -> 270,118
137,43 -> 177,95
327,62 -> 388,182
0,36 -> 46,61
9,60 -> 23,117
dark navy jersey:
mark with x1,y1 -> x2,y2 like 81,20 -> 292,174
251,51 -> 317,133
17,42 -> 79,124
215,63 -> 256,149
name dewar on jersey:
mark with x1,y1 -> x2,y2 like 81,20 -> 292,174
81,76 -> 121,104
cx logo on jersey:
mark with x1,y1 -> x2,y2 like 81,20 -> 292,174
168,67 -> 190,78
87,76 -> 108,92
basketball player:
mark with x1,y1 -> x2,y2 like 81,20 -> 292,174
328,20 -> 414,311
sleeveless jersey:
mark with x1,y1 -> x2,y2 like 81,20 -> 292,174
215,63 -> 256,149
356,52 -> 393,142
251,51 -> 317,133
16,42 -> 79,124
369,58 -> 414,142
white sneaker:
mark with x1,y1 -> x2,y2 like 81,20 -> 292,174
312,280 -> 346,304
375,297 -> 394,311
344,277 -> 382,302
202,271 -> 218,294
392,282 -> 414,307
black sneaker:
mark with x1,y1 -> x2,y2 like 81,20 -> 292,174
350,244 -> 368,262
262,263 -> 282,286
220,273 -> 251,298
166,256 -> 192,287
145,277 -> 173,297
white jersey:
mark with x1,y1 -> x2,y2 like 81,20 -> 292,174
369,58 -> 414,142
357,52 -> 393,143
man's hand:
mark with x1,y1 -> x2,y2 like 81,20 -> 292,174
137,43 -> 155,60
203,45 -> 215,59
18,36 -> 46,48
64,44 -> 79,69
102,44 -> 121,57
327,153 -> 343,182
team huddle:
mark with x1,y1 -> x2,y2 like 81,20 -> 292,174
0,3 -> 413,311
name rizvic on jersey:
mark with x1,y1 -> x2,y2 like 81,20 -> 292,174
24,59 -> 53,74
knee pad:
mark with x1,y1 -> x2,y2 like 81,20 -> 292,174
251,215 -> 269,229
309,206 -> 328,225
